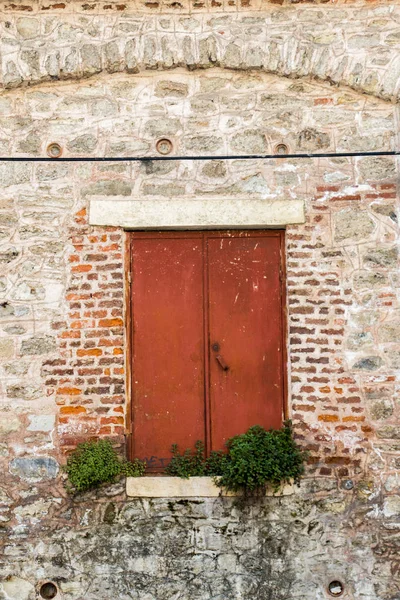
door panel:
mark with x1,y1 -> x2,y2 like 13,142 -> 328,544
130,231 -> 285,466
131,237 -> 205,471
207,234 -> 284,451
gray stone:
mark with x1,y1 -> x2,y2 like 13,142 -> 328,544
90,98 -> 118,117
297,128 -> 330,151
353,271 -> 388,289
384,349 -> 400,369
3,361 -> 29,375
0,247 -> 19,263
81,44 -> 102,75
379,321 -> 400,343
29,241 -> 64,255
12,281 -> 45,301
143,36 -> 158,69
20,50 -> 40,77
0,302 -> 29,320
0,338 -> 15,359
231,130 -> 268,154
155,80 -> 188,98
371,203 -> 397,222
0,415 -> 21,435
357,157 -> 396,181
83,180 -> 132,197
334,209 -> 375,242
363,247 -> 398,268
352,356 -> 383,371
142,183 -> 186,196
0,211 -> 17,226
105,41 -> 122,73
20,335 -> 56,356
6,384 -> 42,401
382,495 -> 400,518
183,135 -> 223,153
144,118 -> 181,138
223,43 -> 241,69
346,331 -> 373,350
1,577 -> 34,600
17,132 -> 41,155
108,139 -> 150,157
0,162 -> 30,186
4,325 -> 26,335
201,161 -> 227,179
16,17 -> 39,39
370,400 -> 393,421
67,134 -> 98,153
27,415 -> 55,432
125,39 -> 139,74
9,457 -> 59,480
377,426 -> 400,439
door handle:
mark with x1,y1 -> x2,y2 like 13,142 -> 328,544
216,354 -> 229,371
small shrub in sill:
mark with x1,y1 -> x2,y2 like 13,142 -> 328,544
216,421 -> 307,495
165,440 -> 227,478
64,439 -> 146,494
165,421 -> 307,496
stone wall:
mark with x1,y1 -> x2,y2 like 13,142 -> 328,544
0,2 -> 400,599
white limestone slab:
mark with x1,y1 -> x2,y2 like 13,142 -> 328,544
126,476 -> 295,497
89,197 -> 305,229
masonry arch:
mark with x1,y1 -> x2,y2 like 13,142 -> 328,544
2,7 -> 400,104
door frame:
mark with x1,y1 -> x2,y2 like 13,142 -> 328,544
124,230 -> 288,462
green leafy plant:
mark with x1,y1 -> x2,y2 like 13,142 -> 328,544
64,439 -> 145,494
165,441 -> 226,478
166,421 -> 306,495
216,421 -> 307,495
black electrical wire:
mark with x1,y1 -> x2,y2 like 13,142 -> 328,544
0,150 -> 398,162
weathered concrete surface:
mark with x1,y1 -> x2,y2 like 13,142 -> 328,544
89,198 -> 306,228
0,479 -> 397,600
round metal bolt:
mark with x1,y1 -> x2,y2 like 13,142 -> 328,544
39,582 -> 58,599
46,143 -> 62,159
327,580 -> 344,597
274,143 -> 289,155
342,479 -> 354,491
156,138 -> 173,156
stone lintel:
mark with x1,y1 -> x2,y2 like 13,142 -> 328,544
89,197 -> 305,229
126,476 -> 295,497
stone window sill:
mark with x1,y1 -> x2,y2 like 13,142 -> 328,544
126,476 -> 295,498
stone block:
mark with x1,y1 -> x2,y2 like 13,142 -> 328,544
1,577 -> 34,600
6,384 -> 42,401
363,247 -> 398,269
0,338 -> 15,360
9,457 -> 59,480
67,134 -> 98,153
334,209 -> 375,242
27,414 -> 55,432
379,321 -> 400,343
353,271 -> 388,289
383,496 -> 400,518
16,17 -> 39,39
352,356 -> 383,371
89,197 -> 305,229
126,476 -> 295,497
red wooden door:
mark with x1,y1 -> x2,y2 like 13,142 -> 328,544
207,234 -> 284,450
131,236 -> 206,471
130,231 -> 285,469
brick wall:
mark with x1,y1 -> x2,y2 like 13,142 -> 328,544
44,209 -> 127,451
